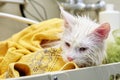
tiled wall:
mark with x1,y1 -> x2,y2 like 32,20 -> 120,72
80,0 -> 120,21
84,0 -> 120,11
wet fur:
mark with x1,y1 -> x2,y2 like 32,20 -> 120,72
60,7 -> 110,67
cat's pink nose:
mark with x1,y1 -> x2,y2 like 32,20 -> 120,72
67,57 -> 74,61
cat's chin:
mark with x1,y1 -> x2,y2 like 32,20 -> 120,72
76,63 -> 95,68
75,60 -> 96,68
78,64 -> 87,68
62,56 -> 96,68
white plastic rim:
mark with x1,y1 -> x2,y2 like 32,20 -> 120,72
0,12 -> 39,24
0,0 -> 25,4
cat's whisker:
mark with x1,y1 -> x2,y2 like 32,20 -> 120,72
86,54 -> 96,65
60,7 -> 110,68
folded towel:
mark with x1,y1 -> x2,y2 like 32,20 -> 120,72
0,18 -> 78,79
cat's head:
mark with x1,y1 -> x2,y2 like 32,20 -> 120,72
60,7 -> 110,67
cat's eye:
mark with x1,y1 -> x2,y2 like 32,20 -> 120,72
79,47 -> 87,52
65,42 -> 70,47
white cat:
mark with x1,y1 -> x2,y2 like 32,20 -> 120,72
60,7 -> 110,67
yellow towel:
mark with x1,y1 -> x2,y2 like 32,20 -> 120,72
0,18 -> 78,79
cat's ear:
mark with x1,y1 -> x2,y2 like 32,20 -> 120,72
93,23 -> 110,39
59,6 -> 75,28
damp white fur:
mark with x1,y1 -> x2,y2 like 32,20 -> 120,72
60,7 -> 110,67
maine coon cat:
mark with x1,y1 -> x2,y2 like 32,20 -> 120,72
60,7 -> 110,67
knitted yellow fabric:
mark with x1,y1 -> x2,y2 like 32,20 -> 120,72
0,18 -> 78,79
